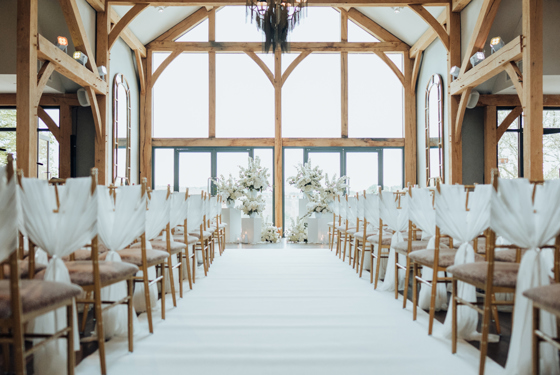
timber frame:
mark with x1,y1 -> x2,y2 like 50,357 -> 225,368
140,5 -> 416,227
13,0 -> 547,225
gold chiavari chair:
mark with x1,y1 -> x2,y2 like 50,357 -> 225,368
147,186 -> 186,305
189,192 -> 213,276
0,155 -> 82,375
32,169 -> 139,374
106,178 -> 168,334
172,189 -> 197,289
328,197 -> 341,252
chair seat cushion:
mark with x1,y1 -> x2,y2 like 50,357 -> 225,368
523,284 -> 560,315
327,222 -> 334,227
366,235 -> 392,246
149,240 -> 186,253
218,223 -> 227,228
393,240 -> 436,255
409,249 -> 484,269
354,231 -> 378,240
3,260 -> 47,279
189,231 -> 212,239
447,261 -> 519,288
495,249 -> 520,263
173,235 -> 199,245
35,261 -> 138,287
0,280 -> 82,319
100,248 -> 168,267
337,226 -> 356,232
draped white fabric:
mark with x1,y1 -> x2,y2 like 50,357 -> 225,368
20,177 -> 97,375
0,166 -> 18,262
490,179 -> 560,375
187,196 -> 204,233
170,192 -> 190,233
338,196 -> 347,222
408,188 -> 447,311
379,191 -> 408,292
437,185 -> 492,340
356,195 -> 365,221
97,186 -> 145,338
346,197 -> 357,227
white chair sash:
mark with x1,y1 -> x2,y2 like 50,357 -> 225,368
146,191 -> 171,241
19,177 -> 97,375
187,196 -> 204,233
408,188 -> 447,311
492,179 -> 560,375
436,184 -> 492,340
364,193 -> 379,229
379,191 -> 409,292
0,166 -> 18,262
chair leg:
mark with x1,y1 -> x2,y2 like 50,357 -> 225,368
479,287 -> 493,375
403,258 -> 411,309
491,293 -> 501,334
67,303 -> 75,375
167,255 -> 177,307
178,254 -> 184,298
337,232 -> 342,258
342,234 -> 348,262
359,247 -> 366,278
191,250 -> 197,283
127,278 -> 134,352
370,252 -> 374,284
160,263 -> 166,320
374,246 -> 383,289
183,250 -> 193,290
142,265 -> 154,334
81,291 -> 91,333
11,319 -> 24,375
452,279 -> 458,354
533,305 -> 540,375
394,254 -> 400,300
412,262 -> 418,321
2,326 -> 11,374
94,282 -> 107,374
428,269 -> 438,335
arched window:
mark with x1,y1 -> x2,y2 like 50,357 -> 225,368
113,73 -> 131,184
425,74 -> 443,185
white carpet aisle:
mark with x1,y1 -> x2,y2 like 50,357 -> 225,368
76,248 -> 504,375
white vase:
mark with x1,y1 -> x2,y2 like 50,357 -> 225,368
226,200 -> 235,208
314,212 -> 323,219
248,190 -> 258,198
249,212 -> 258,218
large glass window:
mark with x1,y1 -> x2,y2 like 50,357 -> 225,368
497,109 -> 521,179
282,54 -> 341,138
216,54 -> 274,137
216,6 -> 263,42
346,151 -> 378,194
543,110 -> 560,180
348,53 -> 403,138
283,148 -> 304,229
288,7 -> 340,42
153,53 -> 209,138
0,109 -> 17,165
153,148 -> 174,190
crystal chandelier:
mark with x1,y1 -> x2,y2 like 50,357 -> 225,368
246,0 -> 307,53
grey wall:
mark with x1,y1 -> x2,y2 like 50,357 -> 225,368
461,108 -> 485,184
0,1 -> 17,75
74,107 -> 96,177
415,40 -> 448,187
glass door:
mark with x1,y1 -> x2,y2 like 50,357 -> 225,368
176,149 -> 212,194
345,150 -> 382,194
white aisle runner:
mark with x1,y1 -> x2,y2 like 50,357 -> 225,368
76,248 -> 504,375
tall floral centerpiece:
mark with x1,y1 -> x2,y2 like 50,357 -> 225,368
238,156 -> 270,217
215,174 -> 244,208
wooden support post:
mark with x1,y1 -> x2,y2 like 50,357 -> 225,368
59,104 -> 72,178
404,56 -> 417,186
484,106 -> 497,183
274,47 -> 283,229
447,8 -> 462,184
95,9 -> 110,184
16,0 -> 38,178
522,0 -> 543,180
341,9 -> 348,138
209,8 -> 216,138
140,51 -> 153,186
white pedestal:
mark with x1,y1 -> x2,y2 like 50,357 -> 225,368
299,197 -> 309,218
223,208 -> 242,243
242,217 -> 262,244
307,215 -> 330,244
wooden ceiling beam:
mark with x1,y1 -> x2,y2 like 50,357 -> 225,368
37,34 -> 108,95
0,94 -> 80,107
109,8 -> 147,57
36,62 -> 56,106
108,3 -> 149,49
409,10 -> 446,58
135,50 -> 146,94
477,95 -> 560,107
151,137 -> 405,147
149,7 -> 210,44
84,0 -> 105,11
148,41 -> 409,52
458,0 -> 501,76
347,8 -> 408,45
452,0 -> 472,12
408,4 -> 449,52
504,61 -> 524,107
450,36 -> 522,96
59,0 -> 100,76
108,0 -> 450,6
454,87 -> 472,142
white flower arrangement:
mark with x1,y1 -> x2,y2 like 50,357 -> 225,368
285,217 -> 308,243
305,198 -> 330,216
239,193 -> 266,216
261,222 -> 281,243
238,156 -> 270,192
214,174 -> 244,205
322,173 -> 348,202
287,161 -> 324,196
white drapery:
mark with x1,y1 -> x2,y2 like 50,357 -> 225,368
0,166 -> 18,262
379,191 -> 408,292
165,192 -> 189,290
363,193 -> 385,276
437,185 -> 492,340
408,188 -> 447,311
97,186 -> 145,338
20,177 -> 97,375
491,179 -> 560,375
135,190 -> 170,312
